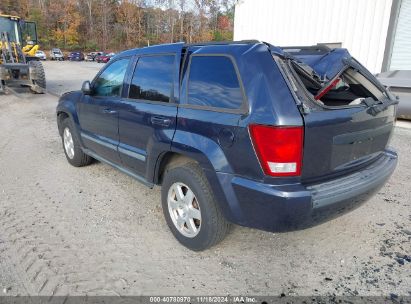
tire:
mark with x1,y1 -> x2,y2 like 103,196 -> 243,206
28,61 -> 46,93
161,162 -> 230,251
60,118 -> 92,167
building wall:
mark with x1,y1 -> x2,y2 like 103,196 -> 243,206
389,0 -> 411,70
234,0 -> 394,74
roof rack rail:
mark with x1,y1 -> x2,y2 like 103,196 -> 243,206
281,45 -> 331,55
185,40 -> 260,47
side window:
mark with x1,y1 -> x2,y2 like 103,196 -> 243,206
93,58 -> 130,97
129,55 -> 175,102
187,56 -> 243,110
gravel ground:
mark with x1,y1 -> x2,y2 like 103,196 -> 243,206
44,61 -> 101,96
0,61 -> 410,298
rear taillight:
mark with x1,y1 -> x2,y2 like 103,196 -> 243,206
249,125 -> 304,177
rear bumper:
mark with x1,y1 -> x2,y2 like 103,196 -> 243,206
307,149 -> 397,209
211,148 -> 397,232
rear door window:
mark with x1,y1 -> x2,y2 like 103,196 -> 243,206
186,55 -> 243,110
129,55 -> 175,102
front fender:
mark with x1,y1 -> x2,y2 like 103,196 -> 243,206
56,91 -> 82,136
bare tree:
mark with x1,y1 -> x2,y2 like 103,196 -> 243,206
178,0 -> 186,41
84,0 -> 94,40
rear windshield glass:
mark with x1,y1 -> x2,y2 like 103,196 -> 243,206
286,59 -> 385,107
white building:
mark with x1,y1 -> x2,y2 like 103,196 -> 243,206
234,0 -> 411,74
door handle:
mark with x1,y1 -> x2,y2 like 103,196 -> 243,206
151,116 -> 171,127
102,108 -> 117,115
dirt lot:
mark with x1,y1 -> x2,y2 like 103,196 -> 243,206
0,61 -> 410,298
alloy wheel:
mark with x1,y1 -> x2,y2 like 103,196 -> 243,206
167,182 -> 202,238
63,127 -> 75,159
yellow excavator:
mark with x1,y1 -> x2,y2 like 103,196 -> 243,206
0,14 -> 46,93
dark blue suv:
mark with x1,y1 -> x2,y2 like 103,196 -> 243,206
56,41 -> 398,250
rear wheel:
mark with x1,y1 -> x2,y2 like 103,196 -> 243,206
161,162 -> 230,251
28,61 -> 46,93
61,118 -> 92,167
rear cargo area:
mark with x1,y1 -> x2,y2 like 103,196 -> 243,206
276,46 -> 398,183
292,63 -> 386,107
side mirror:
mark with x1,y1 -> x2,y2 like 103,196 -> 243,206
82,80 -> 92,95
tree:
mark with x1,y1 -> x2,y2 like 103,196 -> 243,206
117,0 -> 143,48
50,0 -> 81,49
1,0 -> 236,51
178,0 -> 186,41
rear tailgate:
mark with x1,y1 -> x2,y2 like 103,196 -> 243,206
302,103 -> 395,183
277,47 -> 397,183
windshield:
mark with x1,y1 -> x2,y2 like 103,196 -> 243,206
21,21 -> 38,45
0,17 -> 21,44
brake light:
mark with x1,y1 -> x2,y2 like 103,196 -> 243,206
249,125 -> 303,177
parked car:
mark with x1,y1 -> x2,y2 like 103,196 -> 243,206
85,52 -> 96,61
50,48 -> 64,61
67,51 -> 84,61
85,51 -> 104,61
96,52 -> 115,63
34,50 -> 47,60
94,53 -> 105,63
56,41 -> 398,251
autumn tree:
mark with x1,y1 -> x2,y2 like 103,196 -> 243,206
49,0 -> 81,48
117,0 -> 143,48
1,0 -> 236,51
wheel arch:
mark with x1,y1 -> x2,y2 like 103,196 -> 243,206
56,111 -> 70,135
153,148 -> 236,223
56,104 -> 82,143
154,152 -> 199,185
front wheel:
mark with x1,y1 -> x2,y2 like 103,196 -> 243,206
161,162 -> 230,251
60,118 -> 92,167
28,61 -> 46,93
